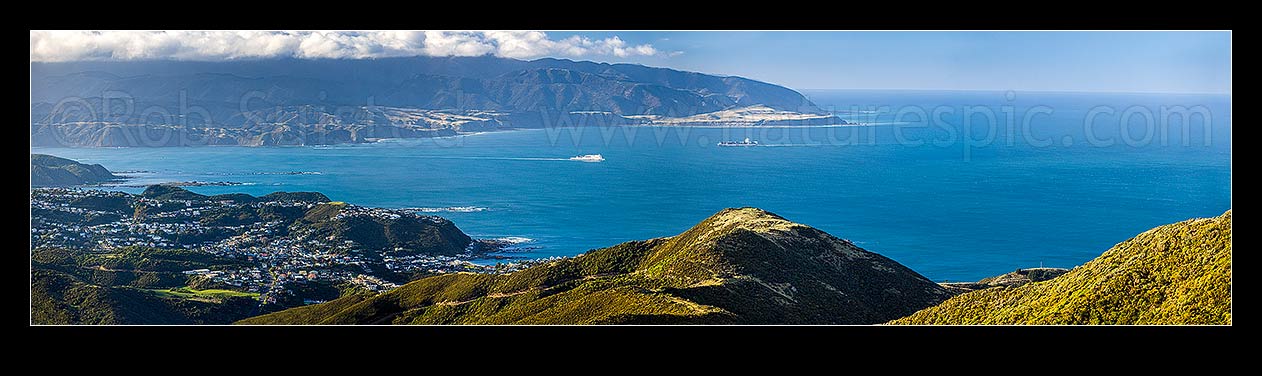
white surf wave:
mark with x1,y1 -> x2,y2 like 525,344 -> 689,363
205,171 -> 323,176
407,206 -> 489,213
494,236 -> 535,244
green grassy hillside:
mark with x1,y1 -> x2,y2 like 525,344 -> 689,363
31,267 -> 258,325
891,210 -> 1231,325
31,246 -> 261,324
239,208 -> 954,325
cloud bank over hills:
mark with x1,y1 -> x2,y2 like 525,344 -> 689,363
30,31 -> 661,62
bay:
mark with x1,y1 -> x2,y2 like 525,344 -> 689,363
33,90 -> 1231,281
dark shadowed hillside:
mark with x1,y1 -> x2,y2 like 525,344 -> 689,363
30,154 -> 119,187
31,248 -> 260,324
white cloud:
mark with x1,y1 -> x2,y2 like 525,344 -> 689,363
483,31 -> 553,59
550,35 -> 660,58
29,30 -> 661,62
421,31 -> 496,57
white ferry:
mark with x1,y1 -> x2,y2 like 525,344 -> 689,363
718,137 -> 758,147
569,154 -> 605,162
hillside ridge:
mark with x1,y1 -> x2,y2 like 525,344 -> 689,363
30,154 -> 120,186
891,210 -> 1232,325
238,207 -> 954,325
31,56 -> 843,147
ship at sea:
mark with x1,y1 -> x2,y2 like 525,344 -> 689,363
569,154 -> 605,162
718,138 -> 758,147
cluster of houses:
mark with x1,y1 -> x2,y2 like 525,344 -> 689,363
33,187 -> 560,308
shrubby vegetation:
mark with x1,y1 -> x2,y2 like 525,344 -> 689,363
240,208 -> 954,325
891,210 -> 1232,325
31,268 -> 258,324
31,246 -> 261,324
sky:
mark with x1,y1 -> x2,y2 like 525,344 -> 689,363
30,30 -> 1231,93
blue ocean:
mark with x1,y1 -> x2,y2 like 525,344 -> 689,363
33,90 -> 1232,282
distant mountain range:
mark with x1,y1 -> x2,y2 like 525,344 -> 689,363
30,56 -> 844,147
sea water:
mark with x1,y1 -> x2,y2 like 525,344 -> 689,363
33,90 -> 1231,281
